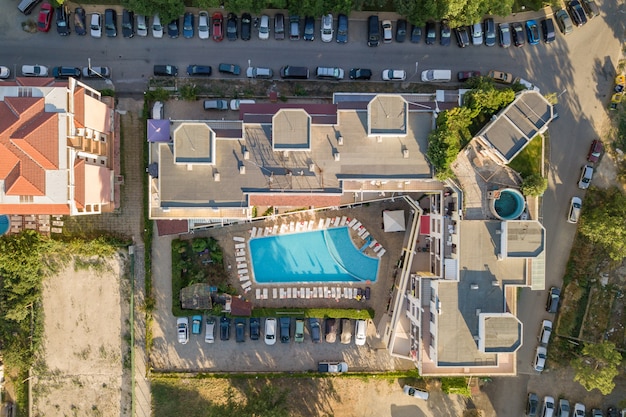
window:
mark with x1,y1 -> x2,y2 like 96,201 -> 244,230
430,312 -> 435,323
429,333 -> 435,347
20,195 -> 34,203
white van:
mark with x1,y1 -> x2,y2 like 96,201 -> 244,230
421,69 -> 452,82
18,0 -> 41,14
355,319 -> 366,346
264,318 -> 276,345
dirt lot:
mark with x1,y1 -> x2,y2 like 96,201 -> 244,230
32,257 -> 131,417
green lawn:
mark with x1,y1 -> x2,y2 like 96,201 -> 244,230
508,134 -> 542,178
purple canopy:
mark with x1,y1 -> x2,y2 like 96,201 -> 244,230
147,119 -> 170,142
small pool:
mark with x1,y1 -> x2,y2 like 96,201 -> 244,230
0,215 -> 9,236
491,189 -> 525,220
249,227 -> 379,284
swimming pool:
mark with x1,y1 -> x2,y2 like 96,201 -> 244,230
249,227 -> 379,284
0,215 -> 9,236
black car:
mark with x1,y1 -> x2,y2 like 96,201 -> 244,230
410,24 -> 421,43
336,13 -> 348,43
226,13 -> 237,40
104,8 -> 117,37
541,18 -> 555,43
74,7 -> 86,35
483,18 -> 496,46
235,318 -> 246,342
53,66 -> 80,79
349,68 -> 372,80
454,26 -> 470,47
167,18 -> 179,38
607,407 -> 619,417
440,19 -> 451,46
527,393 -> 539,417
309,318 -> 321,343
425,21 -> 436,44
395,19 -> 407,42
581,0 -> 599,18
303,16 -> 314,41
220,316 -> 231,341
122,9 -> 134,38
186,65 -> 212,76
218,63 -> 241,75
241,13 -> 251,40
457,71 -> 481,82
56,6 -> 70,36
153,65 -> 178,77
511,22 -> 525,47
568,0 -> 588,26
279,317 -> 290,343
249,318 -> 260,340
546,287 -> 561,313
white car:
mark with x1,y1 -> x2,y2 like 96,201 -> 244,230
542,396 -> 555,417
230,99 -> 256,111
533,345 -> 547,372
198,11 -> 209,39
136,15 -> 148,37
204,317 -> 215,343
402,385 -> 429,400
258,15 -> 270,40
90,13 -> 101,38
152,101 -> 164,119
177,317 -> 189,345
539,319 -> 552,346
152,14 -> 163,38
264,318 -> 276,345
573,403 -> 585,417
82,66 -> 111,78
382,19 -> 392,43
382,69 -> 406,81
21,65 -> 48,77
578,165 -> 593,190
320,14 -> 333,42
355,319 -> 366,346
568,197 -> 582,224
0,66 -> 10,79
246,67 -> 273,78
471,22 -> 483,45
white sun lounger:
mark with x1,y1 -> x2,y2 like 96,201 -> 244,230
287,288 -> 292,298
272,225 -> 279,234
238,269 -> 249,275
239,275 -> 249,281
324,218 -> 331,228
340,216 -> 347,226
377,248 -> 386,257
358,227 -> 367,237
312,287 -> 317,298
273,288 -> 278,299
244,287 -> 251,293
317,219 -> 324,229
242,281 -> 252,290
319,287 -> 324,298
256,288 -> 262,299
361,231 -> 370,239
236,250 -> 245,257
348,218 -> 358,227
373,244 -> 382,253
236,256 -> 246,263
291,287 -> 297,298
263,288 -> 268,299
323,286 -> 329,298
368,240 -> 377,248
251,227 -> 257,236
235,243 -> 246,249
295,222 -> 302,232
263,227 -> 269,236
352,221 -> 362,230
333,217 -> 340,227
331,288 -> 336,298
308,220 -> 314,230
280,224 -> 287,234
233,236 -> 245,242
237,263 -> 247,269
289,222 -> 295,232
300,287 -> 305,298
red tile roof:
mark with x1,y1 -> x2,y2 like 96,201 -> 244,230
0,204 -> 70,215
156,220 -> 189,236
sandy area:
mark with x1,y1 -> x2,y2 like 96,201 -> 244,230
32,256 -> 131,417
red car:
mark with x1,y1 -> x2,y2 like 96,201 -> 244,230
212,12 -> 223,41
587,139 -> 603,163
37,3 -> 53,32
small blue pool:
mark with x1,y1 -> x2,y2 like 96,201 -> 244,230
492,189 -> 525,220
0,215 -> 9,236
249,227 -> 379,284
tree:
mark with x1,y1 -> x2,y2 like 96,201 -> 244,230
520,174 -> 547,197
572,341 -> 622,395
578,187 -> 626,261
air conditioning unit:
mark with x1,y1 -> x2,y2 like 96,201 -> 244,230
85,129 -> 93,139
76,128 -> 85,136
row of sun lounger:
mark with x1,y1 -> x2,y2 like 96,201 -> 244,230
233,236 -> 252,293
252,287 -> 365,300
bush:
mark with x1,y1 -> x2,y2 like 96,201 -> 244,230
521,174 -> 548,197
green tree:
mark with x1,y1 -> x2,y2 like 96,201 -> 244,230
572,341 -> 622,395
578,187 -> 626,261
122,0 -> 185,25
520,174 -> 547,197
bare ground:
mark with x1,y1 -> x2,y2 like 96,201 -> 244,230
32,256 -> 132,417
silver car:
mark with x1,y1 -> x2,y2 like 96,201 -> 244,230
152,14 -> 163,38
22,65 -> 48,77
321,14 -> 333,42
136,15 -> 148,36
198,11 -> 209,39
471,22 -> 483,45
577,165 -> 593,189
90,13 -> 101,38
567,197 -> 582,223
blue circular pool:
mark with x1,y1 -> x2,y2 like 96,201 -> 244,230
0,215 -> 9,236
491,189 -> 525,220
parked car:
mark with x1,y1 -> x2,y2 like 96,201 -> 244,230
439,19 -> 451,46
568,0 -> 588,26
183,12 -> 195,39
52,66 -> 80,79
289,15 -> 300,40
191,315 -> 202,334
167,18 -> 179,38
226,13 -> 237,40
498,23 -> 511,47
573,403 -> 585,417
220,316 -> 230,340
457,71 -> 481,82
382,19 -> 392,43
177,317 -> 189,344
212,12 -> 223,41
205,317 -> 215,343
367,15 -> 380,46
294,318 -> 305,342
527,393 -> 539,417
455,26 -> 470,47
280,317 -> 290,343
325,318 -> 337,343
355,319 -> 366,346
152,14 -> 163,38
559,400 -> 570,417
539,319 -> 553,345
187,65 -> 212,76
203,99 -> 228,110
578,165 -> 593,189
241,13 -> 251,40
249,317 -> 260,340
525,20 -> 540,45
591,410 -> 604,417
309,318 -> 321,343
136,14 -> 148,36
542,396 -> 555,417
511,22 -> 525,47
55,6 -> 70,36
122,9 -> 134,38
349,68 -> 372,80
90,13 -> 101,38
541,18 -> 556,43
403,385 -> 429,400
153,65 -> 177,77
259,14 -> 270,40
246,67 -> 273,78
340,319 -> 353,344
316,66 -> 344,80
321,13 -> 333,42
151,101 -> 163,119
265,318 -> 277,345
410,24 -> 422,43
104,8 -> 117,37
235,318 -> 246,342
37,3 -> 53,32
318,361 -> 348,373
607,407 -> 619,417
568,197 -> 582,224
273,13 -> 284,40
336,14 -> 348,43
229,99 -> 255,110
303,16 -> 315,41
588,139 -> 603,162
218,63 -> 241,75
395,19 -> 407,43
484,18 -> 496,46
82,66 -> 111,78
546,287 -> 561,313
22,64 -> 48,77
581,0 -> 599,18
382,69 -> 406,81
471,22 -> 483,45
0,67 -> 10,79
555,9 -> 573,35
425,21 -> 436,44
421,69 -> 451,82
533,346 -> 547,372
74,7 -> 86,35
487,70 -> 514,84
198,11 -> 209,39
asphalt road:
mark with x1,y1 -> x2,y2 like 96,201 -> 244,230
4,1 -> 625,415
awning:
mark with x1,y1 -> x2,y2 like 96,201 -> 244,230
383,210 -> 406,232
147,119 -> 170,142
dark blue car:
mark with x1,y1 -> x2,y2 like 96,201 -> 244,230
525,20 -> 540,45
183,12 -> 194,38
336,14 -> 348,43
167,18 -> 179,38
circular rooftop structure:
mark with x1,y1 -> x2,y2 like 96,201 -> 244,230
490,189 -> 525,220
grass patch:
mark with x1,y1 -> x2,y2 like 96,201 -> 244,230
508,134 -> 542,178
249,308 -> 375,320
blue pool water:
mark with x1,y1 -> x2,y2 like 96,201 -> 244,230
249,227 -> 379,284
0,215 -> 8,236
